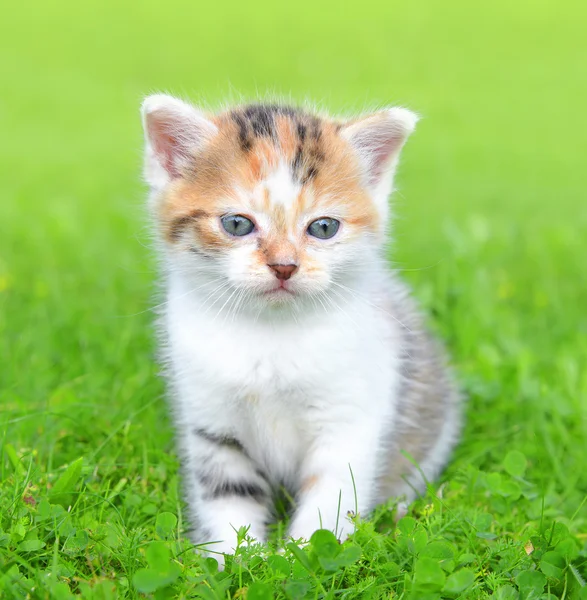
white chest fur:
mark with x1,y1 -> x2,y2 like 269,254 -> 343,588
164,274 -> 400,485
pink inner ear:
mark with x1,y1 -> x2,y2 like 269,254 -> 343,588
367,134 -> 402,185
343,109 -> 415,189
147,115 -> 185,179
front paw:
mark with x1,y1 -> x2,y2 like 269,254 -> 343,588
196,539 -> 233,570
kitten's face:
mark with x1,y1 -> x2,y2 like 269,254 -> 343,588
142,99 -> 416,310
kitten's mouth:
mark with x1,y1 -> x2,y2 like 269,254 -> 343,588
263,282 -> 295,297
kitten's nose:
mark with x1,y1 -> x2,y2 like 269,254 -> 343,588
268,263 -> 298,281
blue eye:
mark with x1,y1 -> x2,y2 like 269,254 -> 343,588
307,218 -> 340,239
221,215 -> 255,237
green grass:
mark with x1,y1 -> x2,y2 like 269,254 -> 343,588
1,0 -> 586,597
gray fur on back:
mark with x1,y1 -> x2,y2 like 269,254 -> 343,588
376,274 -> 461,503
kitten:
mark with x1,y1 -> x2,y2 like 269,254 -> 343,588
140,96 -> 460,559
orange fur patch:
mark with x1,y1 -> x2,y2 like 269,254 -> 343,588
300,475 -> 319,492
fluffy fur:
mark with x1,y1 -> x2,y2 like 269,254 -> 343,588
140,96 -> 460,559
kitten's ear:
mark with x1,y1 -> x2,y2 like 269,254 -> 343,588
341,108 -> 418,194
141,94 -> 218,189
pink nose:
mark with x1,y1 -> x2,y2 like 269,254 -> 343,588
268,264 -> 298,281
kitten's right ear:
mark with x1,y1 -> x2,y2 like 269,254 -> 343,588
340,108 -> 418,195
141,94 -> 218,189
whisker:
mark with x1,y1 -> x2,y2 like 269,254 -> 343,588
200,283 -> 233,317
324,287 -> 362,331
115,276 -> 226,318
329,280 -> 412,333
211,286 -> 241,324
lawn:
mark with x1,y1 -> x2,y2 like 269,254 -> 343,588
1,0 -> 586,597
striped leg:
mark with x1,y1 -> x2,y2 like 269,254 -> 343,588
181,427 -> 272,559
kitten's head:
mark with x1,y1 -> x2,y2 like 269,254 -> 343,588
141,96 -> 416,311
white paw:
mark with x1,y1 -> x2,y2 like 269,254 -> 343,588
197,539 -> 234,570
394,501 -> 409,522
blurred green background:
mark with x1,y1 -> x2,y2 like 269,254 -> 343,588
1,0 -> 586,544
1,0 -> 587,595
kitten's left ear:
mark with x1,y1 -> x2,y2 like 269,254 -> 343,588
141,94 -> 218,190
341,108 -> 418,196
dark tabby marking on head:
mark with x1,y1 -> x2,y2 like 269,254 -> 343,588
193,427 -> 248,454
232,112 -> 253,151
243,105 -> 276,138
230,105 -> 280,150
292,146 -> 304,173
297,122 -> 307,142
230,104 -> 326,183
294,115 -> 325,183
169,210 -> 210,241
303,165 -> 319,184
